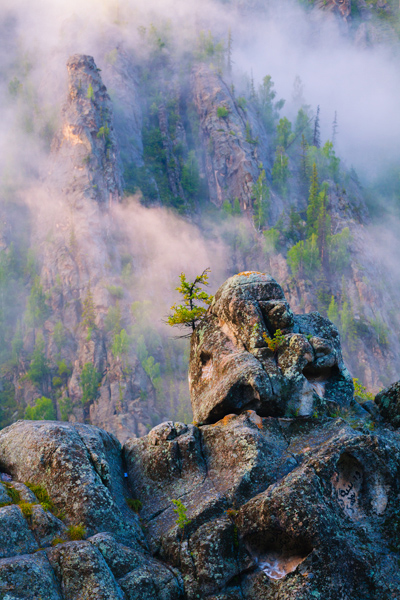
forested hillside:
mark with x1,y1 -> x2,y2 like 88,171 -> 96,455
0,0 -> 400,440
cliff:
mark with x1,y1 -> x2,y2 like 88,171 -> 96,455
0,273 -> 399,599
21,55 -> 158,441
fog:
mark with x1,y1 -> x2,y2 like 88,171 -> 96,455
1,0 -> 399,185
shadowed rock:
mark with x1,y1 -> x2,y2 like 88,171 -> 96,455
189,271 -> 354,424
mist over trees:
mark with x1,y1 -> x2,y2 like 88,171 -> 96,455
0,0 -> 399,436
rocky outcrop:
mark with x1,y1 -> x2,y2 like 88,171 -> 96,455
50,54 -> 123,207
190,272 -> 353,424
375,380 -> 400,427
0,420 -> 183,599
316,0 -> 351,20
2,272 -> 400,599
22,55 -> 157,441
191,64 -> 260,211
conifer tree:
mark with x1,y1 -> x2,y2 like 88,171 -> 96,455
81,284 -> 96,330
306,163 -> 319,235
313,105 -> 321,148
168,269 -> 213,334
253,169 -> 269,231
272,146 -> 289,195
327,296 -> 339,326
300,134 -> 309,186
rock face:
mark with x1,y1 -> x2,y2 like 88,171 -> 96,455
190,272 -> 353,424
24,54 -> 158,442
2,272 -> 400,599
191,64 -> 260,211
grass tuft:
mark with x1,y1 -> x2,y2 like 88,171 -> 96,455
67,524 -> 86,541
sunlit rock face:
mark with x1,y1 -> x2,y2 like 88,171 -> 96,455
189,271 -> 354,424
50,53 -> 123,207
29,55 -> 157,442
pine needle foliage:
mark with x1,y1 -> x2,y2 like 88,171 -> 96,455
172,499 -> 191,529
167,269 -> 213,334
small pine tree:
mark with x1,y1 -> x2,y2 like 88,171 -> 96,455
27,335 -> 49,385
300,134 -> 309,186
233,198 -> 241,215
26,277 -> 49,329
167,269 -> 213,334
80,362 -> 101,405
81,284 -> 96,330
272,147 -> 289,195
172,499 -> 191,529
306,163 -> 319,236
11,325 -> 23,363
253,170 -> 269,231
313,105 -> 321,148
327,296 -> 339,326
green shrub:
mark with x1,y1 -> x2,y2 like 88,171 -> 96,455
126,498 -> 143,513
52,376 -> 62,388
67,524 -> 86,541
263,329 -> 286,352
51,537 -> 66,546
80,363 -> 101,404
112,329 -> 130,359
59,397 -> 73,422
25,397 -> 55,421
26,277 -> 49,329
57,359 -> 71,379
25,483 -> 54,511
172,499 -> 191,529
4,484 -> 21,504
19,502 -> 34,518
217,106 -> 229,118
236,96 -> 247,110
87,84 -> 94,100
27,336 -> 49,385
53,321 -> 65,352
107,285 -> 124,299
353,378 -> 374,402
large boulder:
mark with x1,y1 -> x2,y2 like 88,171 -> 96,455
189,272 -> 354,424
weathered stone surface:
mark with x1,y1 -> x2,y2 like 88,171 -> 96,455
0,505 -> 38,558
47,541 -> 125,599
375,380 -> 400,426
30,505 -> 67,548
190,272 -> 353,424
0,552 -> 62,599
0,420 -> 145,544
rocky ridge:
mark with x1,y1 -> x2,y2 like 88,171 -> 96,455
26,54 -> 158,441
1,272 -> 400,599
